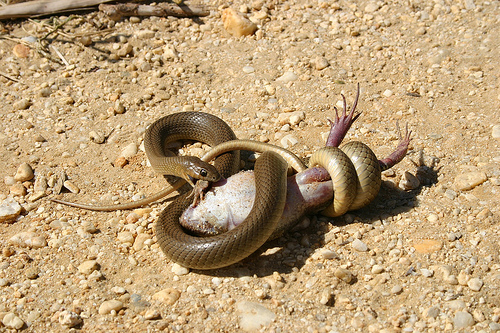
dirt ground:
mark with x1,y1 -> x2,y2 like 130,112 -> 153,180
0,0 -> 499,331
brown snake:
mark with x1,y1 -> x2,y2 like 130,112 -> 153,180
51,89 -> 407,270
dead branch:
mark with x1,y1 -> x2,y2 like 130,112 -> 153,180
98,3 -> 209,20
0,0 -> 116,20
0,0 -> 210,21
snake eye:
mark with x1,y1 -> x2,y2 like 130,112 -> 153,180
199,169 -> 208,178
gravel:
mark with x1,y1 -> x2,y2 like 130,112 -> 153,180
0,0 -> 499,331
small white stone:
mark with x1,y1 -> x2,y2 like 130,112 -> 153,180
454,311 -> 474,328
351,239 -> 368,252
9,231 -> 47,248
144,309 -> 161,320
117,231 -> 135,245
371,265 -> 384,274
0,197 -> 22,223
152,288 -> 181,305
99,300 -> 123,315
59,310 -> 82,327
382,89 -> 393,97
121,143 -> 138,158
133,233 -> 151,251
78,260 -> 100,275
63,180 -> 80,194
14,162 -> 34,182
171,263 -> 189,275
492,124 -> 500,139
427,213 -> 439,223
319,249 -> 338,260
236,301 -> 276,331
2,312 -> 25,329
111,286 -> 127,295
454,172 -> 487,191
391,285 -> 403,294
280,134 -> 298,148
276,71 -> 298,83
242,66 -> 255,73
399,171 -> 420,190
467,277 -> 483,291
420,268 -> 434,277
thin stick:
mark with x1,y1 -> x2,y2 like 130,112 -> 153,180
50,45 -> 69,66
0,71 -> 24,83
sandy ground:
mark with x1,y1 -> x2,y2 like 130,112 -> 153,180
0,0 -> 499,331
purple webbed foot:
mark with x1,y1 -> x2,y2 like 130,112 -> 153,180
325,83 -> 361,148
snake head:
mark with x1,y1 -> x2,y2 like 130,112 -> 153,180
182,157 -> 221,184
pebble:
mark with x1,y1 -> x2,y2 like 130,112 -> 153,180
152,288 -> 181,305
0,197 -> 22,223
236,301 -> 276,331
13,98 -> 31,110
311,56 -> 329,70
2,312 -> 25,329
14,163 -> 34,182
13,44 -> 30,58
453,311 -> 475,329
114,101 -> 126,114
467,277 -> 483,291
4,176 -> 16,186
171,263 -> 189,276
382,89 -> 393,98
117,231 -> 134,245
99,300 -> 124,315
371,264 -> 384,274
413,239 -> 442,254
133,233 -> 151,251
33,175 -> 48,193
89,130 -> 106,144
420,268 -> 434,277
9,183 -> 28,197
126,212 -> 140,224
278,111 -> 305,126
111,286 -> 127,295
221,8 -> 257,37
242,66 -> 255,74
351,239 -> 368,252
427,213 -> 439,223
423,306 -> 440,319
9,232 -> 47,248
26,267 -> 40,279
492,125 -> 500,138
78,260 -> 100,275
276,71 -> 298,83
364,2 -> 380,12
63,180 -> 80,194
121,143 -> 138,158
319,249 -> 338,260
59,310 -> 82,327
399,171 -> 420,190
136,29 -> 155,39
334,267 -> 354,283
280,134 -> 298,149
454,171 -> 487,191
144,309 -> 161,320
391,285 -> 403,294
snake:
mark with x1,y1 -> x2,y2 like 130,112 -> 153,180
51,110 -> 383,269
150,112 -> 381,269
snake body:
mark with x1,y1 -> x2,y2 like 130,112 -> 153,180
151,112 -> 381,269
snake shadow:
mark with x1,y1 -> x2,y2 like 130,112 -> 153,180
193,150 -> 440,278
